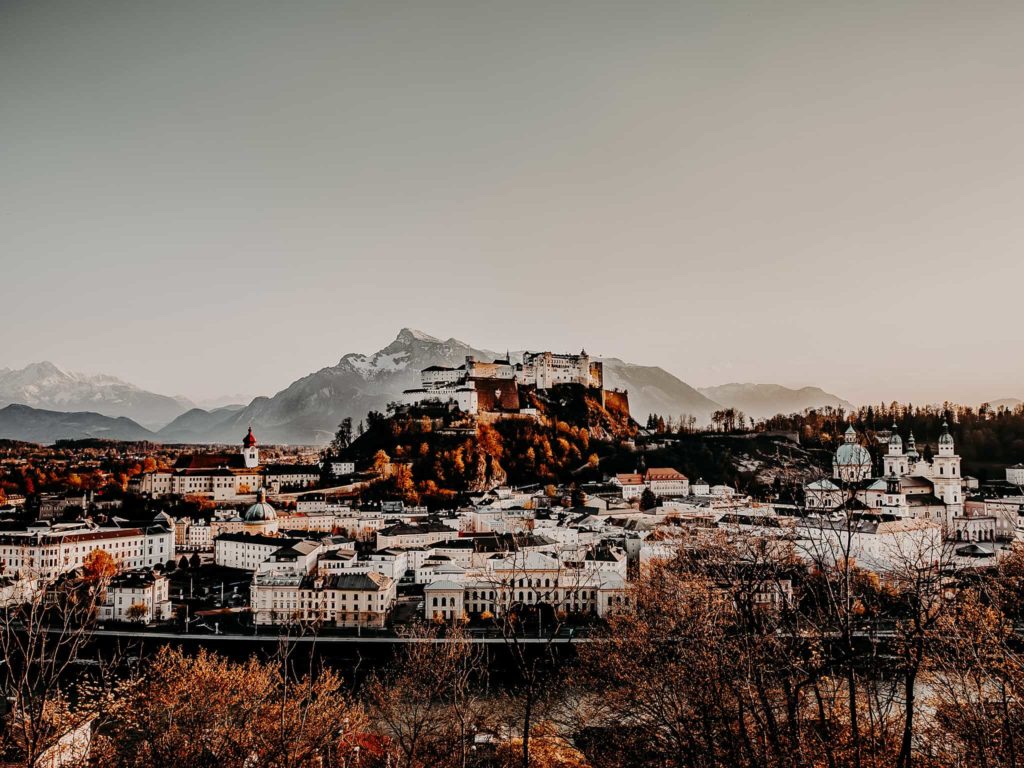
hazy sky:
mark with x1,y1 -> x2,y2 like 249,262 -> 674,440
3,0 -> 1022,405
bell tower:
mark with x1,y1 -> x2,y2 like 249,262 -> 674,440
883,423 -> 907,477
242,426 -> 259,469
932,420 -> 961,509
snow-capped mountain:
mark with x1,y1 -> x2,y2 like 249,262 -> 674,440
0,362 -> 192,429
4,332 -> 856,444
158,328 -> 727,444
697,383 -> 854,420
158,329 -> 500,444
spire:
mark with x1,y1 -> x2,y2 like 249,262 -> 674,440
243,426 -> 257,448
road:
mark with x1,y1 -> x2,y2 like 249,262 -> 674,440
81,627 -> 586,644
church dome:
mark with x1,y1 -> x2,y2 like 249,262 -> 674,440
243,427 -> 257,448
939,420 -> 954,446
888,424 -> 903,451
245,488 -> 276,522
835,442 -> 872,469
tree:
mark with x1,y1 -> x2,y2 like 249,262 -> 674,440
0,571 -> 125,767
83,548 -> 118,582
126,603 -> 148,623
638,487 -> 657,511
330,417 -> 354,453
373,450 -> 391,477
102,647 -> 362,768
367,625 -> 485,768
481,543 -> 585,768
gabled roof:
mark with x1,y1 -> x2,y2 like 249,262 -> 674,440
615,473 -> 644,485
272,540 -> 321,558
319,572 -> 394,591
645,468 -> 687,482
424,579 -> 466,591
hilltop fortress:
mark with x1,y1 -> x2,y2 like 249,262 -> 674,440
403,349 -> 627,418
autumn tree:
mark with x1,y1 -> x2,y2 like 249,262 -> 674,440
83,548 -> 119,582
103,647 -> 362,768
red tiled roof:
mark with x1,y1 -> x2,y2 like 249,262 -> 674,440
645,468 -> 688,482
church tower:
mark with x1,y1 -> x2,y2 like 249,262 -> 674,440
931,419 -> 961,509
242,427 -> 259,469
881,471 -> 910,518
883,423 -> 907,477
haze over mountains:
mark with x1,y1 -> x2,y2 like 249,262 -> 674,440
0,404 -> 156,444
0,362 -> 191,429
0,330 -> 866,444
697,383 -> 855,421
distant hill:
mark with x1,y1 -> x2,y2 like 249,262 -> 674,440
0,404 -> 155,443
601,358 -> 719,424
0,362 -> 191,429
698,383 -> 854,420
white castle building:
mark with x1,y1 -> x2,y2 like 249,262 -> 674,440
405,350 -> 604,415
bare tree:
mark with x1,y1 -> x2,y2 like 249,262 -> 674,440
480,543 -> 588,768
366,624 -> 486,768
0,570 -> 123,767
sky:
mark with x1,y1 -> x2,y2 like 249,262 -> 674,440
2,0 -> 1023,406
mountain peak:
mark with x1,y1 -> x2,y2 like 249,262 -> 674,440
395,328 -> 442,344
24,361 -> 66,377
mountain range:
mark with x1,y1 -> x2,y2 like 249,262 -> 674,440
0,404 -> 156,443
697,383 -> 855,421
0,362 -> 192,429
1,330 -> 856,444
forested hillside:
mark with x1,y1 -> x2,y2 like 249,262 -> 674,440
343,385 -> 636,504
